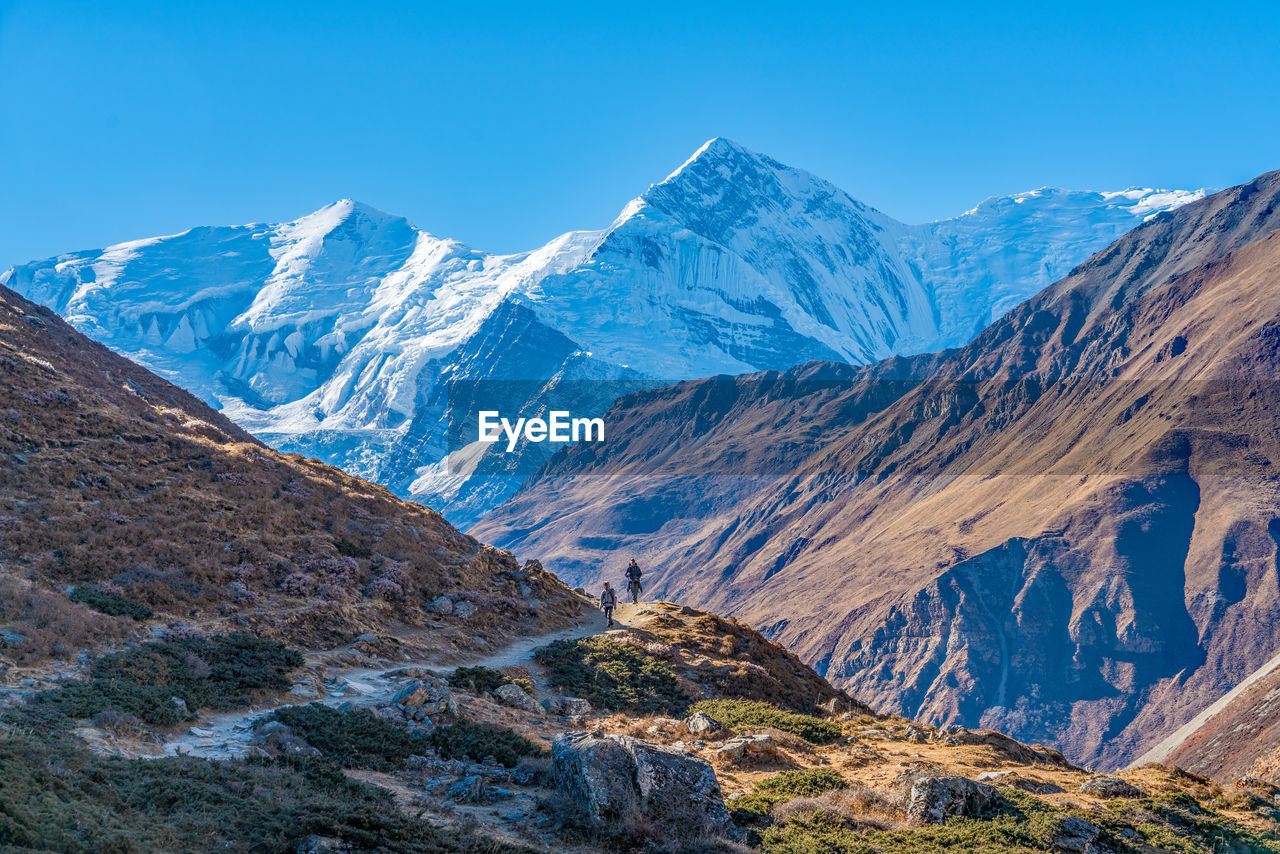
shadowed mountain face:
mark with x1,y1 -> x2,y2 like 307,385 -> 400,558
0,284 -> 581,673
1137,647 -> 1280,784
474,170 -> 1280,768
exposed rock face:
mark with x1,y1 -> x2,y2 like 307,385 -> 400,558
478,172 -> 1280,769
552,732 -> 735,842
904,775 -> 1001,824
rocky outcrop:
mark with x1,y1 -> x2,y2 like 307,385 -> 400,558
715,733 -> 777,764
1079,777 -> 1143,799
552,731 -> 736,842
904,775 -> 1001,824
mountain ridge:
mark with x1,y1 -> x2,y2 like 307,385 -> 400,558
473,169 -> 1280,769
1,140 -> 1206,526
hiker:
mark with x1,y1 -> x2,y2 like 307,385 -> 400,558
625,558 -> 643,605
600,582 -> 618,627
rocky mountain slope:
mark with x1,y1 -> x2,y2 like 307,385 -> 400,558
1136,647 -> 1280,785
1,229 -> 1271,853
9,596 -> 1275,853
0,282 -> 583,683
475,169 -> 1280,771
1,140 -> 1204,525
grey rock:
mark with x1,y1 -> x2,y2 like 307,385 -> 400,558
252,720 -> 321,757
493,683 -> 543,714
1050,816 -> 1104,853
170,696 -> 189,717
905,775 -> 1001,824
552,731 -> 736,841
818,697 -> 850,716
446,775 -> 485,802
390,677 -> 451,711
1079,776 -> 1143,799
715,733 -> 777,764
684,711 -> 722,735
904,724 -> 929,744
426,595 -> 453,616
453,600 -> 477,619
542,695 -> 592,716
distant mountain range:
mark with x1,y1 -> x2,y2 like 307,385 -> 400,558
1,139 -> 1205,525
474,170 -> 1280,769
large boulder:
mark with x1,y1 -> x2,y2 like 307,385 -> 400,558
715,733 -> 777,764
390,677 -> 452,715
684,711 -> 722,736
552,731 -> 736,842
905,775 -> 1001,824
493,683 -> 543,715
252,720 -> 321,758
1049,816 -> 1105,853
1079,776 -> 1143,799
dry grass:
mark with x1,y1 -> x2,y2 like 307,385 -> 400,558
0,287 -> 585,676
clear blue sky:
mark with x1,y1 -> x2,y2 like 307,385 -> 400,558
2,0 -> 1277,269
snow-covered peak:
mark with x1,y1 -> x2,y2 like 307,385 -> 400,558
1,139 -> 1209,524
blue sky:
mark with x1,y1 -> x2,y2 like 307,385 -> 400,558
1,0 -> 1277,269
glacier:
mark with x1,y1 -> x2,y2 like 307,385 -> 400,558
1,138 -> 1207,526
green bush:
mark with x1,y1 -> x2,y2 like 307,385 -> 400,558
38,633 -> 302,725
449,665 -> 528,694
533,636 -> 687,714
335,539 -> 372,559
690,699 -> 840,744
0,705 -> 531,853
731,768 -> 849,827
264,703 -> 424,771
756,789 -> 1280,854
70,586 -> 153,621
427,720 -> 546,768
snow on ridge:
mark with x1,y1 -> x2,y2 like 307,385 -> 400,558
1,141 -> 1208,524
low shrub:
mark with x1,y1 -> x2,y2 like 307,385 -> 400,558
690,699 -> 840,744
756,789 -> 1280,854
449,665 -> 514,694
731,768 -> 849,827
533,636 -> 688,714
427,720 -> 545,768
70,585 -> 153,620
38,633 -> 302,725
0,706 -> 531,853
264,704 -> 424,771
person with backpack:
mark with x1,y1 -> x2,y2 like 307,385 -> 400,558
600,582 -> 618,627
625,559 -> 643,605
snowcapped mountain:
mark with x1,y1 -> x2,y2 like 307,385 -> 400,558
0,138 -> 1206,525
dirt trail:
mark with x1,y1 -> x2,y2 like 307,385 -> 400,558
132,607 -> 620,761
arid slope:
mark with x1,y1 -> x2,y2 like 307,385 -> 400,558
0,284 -> 583,678
475,171 -> 1280,769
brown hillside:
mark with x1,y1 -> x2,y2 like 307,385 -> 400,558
475,170 -> 1280,769
0,284 -> 583,678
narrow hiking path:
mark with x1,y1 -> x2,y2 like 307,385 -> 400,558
110,604 -> 631,760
